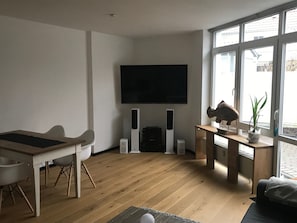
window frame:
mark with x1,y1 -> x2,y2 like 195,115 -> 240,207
210,1 -> 297,177
210,2 -> 297,138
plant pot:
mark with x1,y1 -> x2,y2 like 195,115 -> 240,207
248,129 -> 261,143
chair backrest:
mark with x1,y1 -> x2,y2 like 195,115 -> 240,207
77,129 -> 95,161
53,129 -> 95,165
0,157 -> 26,186
77,129 -> 95,148
45,125 -> 65,137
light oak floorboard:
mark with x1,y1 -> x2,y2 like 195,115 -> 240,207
0,149 -> 253,223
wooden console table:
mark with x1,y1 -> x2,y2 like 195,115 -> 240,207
195,125 -> 274,193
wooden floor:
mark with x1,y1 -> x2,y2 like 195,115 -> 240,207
0,149 -> 253,223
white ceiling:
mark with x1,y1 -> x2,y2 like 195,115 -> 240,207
0,0 -> 293,38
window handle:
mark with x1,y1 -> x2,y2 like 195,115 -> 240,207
274,109 -> 279,136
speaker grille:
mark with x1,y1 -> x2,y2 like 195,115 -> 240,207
120,139 -> 128,154
132,109 -> 138,129
167,110 -> 174,130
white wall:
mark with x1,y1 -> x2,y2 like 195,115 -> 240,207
0,14 -> 210,153
194,30 -> 211,126
90,32 -> 134,153
0,16 -> 88,136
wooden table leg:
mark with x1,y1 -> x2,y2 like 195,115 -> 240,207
228,139 -> 239,184
195,127 -> 206,159
252,147 -> 273,193
206,131 -> 215,169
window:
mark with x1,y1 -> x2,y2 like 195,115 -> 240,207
244,15 -> 279,42
281,42 -> 297,138
240,46 -> 273,129
211,2 -> 297,177
285,8 -> 297,34
279,142 -> 297,178
213,51 -> 236,106
215,26 -> 239,47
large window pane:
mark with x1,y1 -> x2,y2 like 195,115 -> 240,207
213,52 -> 236,107
215,26 -> 239,47
282,42 -> 297,138
244,15 -> 279,42
279,141 -> 297,178
285,8 -> 297,34
240,46 -> 273,129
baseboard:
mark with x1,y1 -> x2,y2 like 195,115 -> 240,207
91,146 -> 119,156
91,146 -> 195,156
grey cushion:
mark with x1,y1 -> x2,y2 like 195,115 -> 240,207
265,177 -> 297,207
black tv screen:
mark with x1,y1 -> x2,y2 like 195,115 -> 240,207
120,65 -> 187,104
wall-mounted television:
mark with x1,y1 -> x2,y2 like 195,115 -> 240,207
120,64 -> 188,104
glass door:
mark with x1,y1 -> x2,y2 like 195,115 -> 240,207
277,42 -> 297,178
240,46 -> 274,134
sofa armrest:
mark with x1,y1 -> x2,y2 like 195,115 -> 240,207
265,177 -> 297,207
241,179 -> 297,223
256,178 -> 297,214
256,179 -> 270,205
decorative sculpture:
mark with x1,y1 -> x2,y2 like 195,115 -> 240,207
207,100 -> 239,125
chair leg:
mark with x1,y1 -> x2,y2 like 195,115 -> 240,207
45,161 -> 50,186
16,184 -> 34,213
82,162 -> 96,188
8,185 -> 16,204
54,166 -> 65,186
0,187 -> 3,213
67,165 -> 73,197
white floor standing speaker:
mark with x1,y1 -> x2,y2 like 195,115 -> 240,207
177,139 -> 185,155
120,138 -> 128,154
165,109 -> 175,154
130,108 -> 141,153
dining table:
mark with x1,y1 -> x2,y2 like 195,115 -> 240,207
0,130 -> 84,217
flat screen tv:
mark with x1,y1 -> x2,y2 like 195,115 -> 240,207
120,64 -> 187,104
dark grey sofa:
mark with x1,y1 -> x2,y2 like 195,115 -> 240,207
241,178 -> 297,223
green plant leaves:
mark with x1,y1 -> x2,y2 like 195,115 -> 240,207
250,92 -> 267,131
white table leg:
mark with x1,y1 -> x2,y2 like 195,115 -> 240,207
73,144 -> 81,198
32,164 -> 41,216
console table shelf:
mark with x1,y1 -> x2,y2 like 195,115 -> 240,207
195,125 -> 274,193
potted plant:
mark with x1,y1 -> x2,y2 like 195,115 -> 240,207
248,92 -> 267,143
